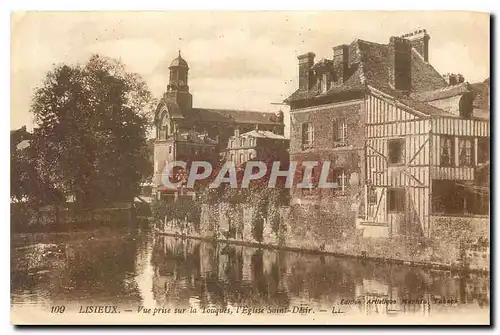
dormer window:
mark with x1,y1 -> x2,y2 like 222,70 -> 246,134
321,73 -> 328,93
320,73 -> 331,93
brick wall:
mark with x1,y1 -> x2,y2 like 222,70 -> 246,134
289,100 -> 365,223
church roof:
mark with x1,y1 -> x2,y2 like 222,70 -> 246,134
191,108 -> 284,126
169,52 -> 189,68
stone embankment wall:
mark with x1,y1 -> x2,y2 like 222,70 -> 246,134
160,202 -> 489,272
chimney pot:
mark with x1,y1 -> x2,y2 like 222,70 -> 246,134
444,73 -> 458,86
297,52 -> 316,91
401,29 -> 430,62
333,44 -> 349,85
389,36 -> 412,91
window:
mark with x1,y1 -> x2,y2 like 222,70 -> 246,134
302,123 -> 313,147
239,153 -> 244,164
368,185 -> 377,205
440,136 -> 455,166
168,146 -> 172,154
332,118 -> 347,147
458,137 -> 474,166
334,169 -> 349,194
230,154 -> 234,162
478,138 -> 490,164
432,180 -> 481,215
241,138 -> 246,147
230,140 -> 234,148
248,153 -> 253,160
320,73 -> 330,93
387,188 -> 405,212
388,138 -> 405,165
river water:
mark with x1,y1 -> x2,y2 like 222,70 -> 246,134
11,228 -> 490,323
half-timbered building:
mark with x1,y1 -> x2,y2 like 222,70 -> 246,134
285,29 -> 490,238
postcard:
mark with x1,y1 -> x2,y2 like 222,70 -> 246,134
10,11 -> 490,325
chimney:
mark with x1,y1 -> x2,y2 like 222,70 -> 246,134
401,29 -> 430,62
443,73 -> 458,86
297,52 -> 316,91
333,44 -> 349,85
389,36 -> 412,91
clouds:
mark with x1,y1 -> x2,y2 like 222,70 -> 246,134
11,11 -> 490,131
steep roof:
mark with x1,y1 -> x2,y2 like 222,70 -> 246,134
410,82 -> 471,102
355,39 -> 446,92
191,108 -> 283,126
285,37 -> 451,117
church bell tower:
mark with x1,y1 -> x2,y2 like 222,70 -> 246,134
165,51 -> 193,115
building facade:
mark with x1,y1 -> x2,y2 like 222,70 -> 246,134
224,127 -> 290,166
285,29 -> 490,238
154,52 -> 285,196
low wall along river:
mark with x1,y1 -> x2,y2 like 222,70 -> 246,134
157,201 -> 489,273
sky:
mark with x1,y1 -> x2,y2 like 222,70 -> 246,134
11,11 -> 490,134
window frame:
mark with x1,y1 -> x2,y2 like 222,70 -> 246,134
332,117 -> 347,147
333,168 -> 349,195
477,137 -> 490,165
388,138 -> 405,166
458,136 -> 474,167
440,135 -> 455,167
302,122 -> 313,148
387,188 -> 405,213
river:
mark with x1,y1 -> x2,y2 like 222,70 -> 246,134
10,227 -> 490,323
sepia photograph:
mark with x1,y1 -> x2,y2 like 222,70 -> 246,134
10,11 -> 490,325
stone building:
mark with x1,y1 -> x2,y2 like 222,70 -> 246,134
285,29 -> 490,237
154,52 -> 285,195
224,127 -> 290,166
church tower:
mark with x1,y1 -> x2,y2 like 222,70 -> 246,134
164,51 -> 193,115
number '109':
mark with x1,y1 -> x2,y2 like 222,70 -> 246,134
51,306 -> 65,313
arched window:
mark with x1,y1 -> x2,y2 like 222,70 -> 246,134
459,93 -> 474,118
157,109 -> 170,140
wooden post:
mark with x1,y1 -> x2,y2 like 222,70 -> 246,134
364,183 -> 368,220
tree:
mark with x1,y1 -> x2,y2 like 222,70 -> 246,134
30,54 -> 156,208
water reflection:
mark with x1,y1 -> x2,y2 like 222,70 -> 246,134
11,230 -> 489,317
150,235 -> 489,316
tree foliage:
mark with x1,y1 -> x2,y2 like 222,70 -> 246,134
30,54 -> 155,208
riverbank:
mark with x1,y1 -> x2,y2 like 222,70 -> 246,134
154,228 -> 489,274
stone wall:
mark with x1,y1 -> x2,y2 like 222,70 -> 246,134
289,100 -> 365,229
193,202 -> 490,271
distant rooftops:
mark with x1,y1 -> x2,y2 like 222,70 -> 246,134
238,129 -> 289,140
